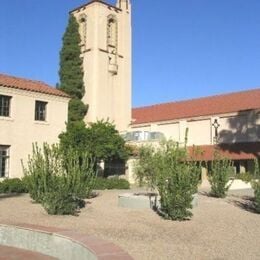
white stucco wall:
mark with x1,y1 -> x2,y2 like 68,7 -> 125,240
0,86 -> 69,179
187,119 -> 211,145
157,122 -> 179,141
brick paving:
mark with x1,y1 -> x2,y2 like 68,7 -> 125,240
0,245 -> 56,260
0,223 -> 133,260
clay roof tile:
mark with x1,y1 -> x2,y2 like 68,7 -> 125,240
132,88 -> 260,124
0,73 -> 70,98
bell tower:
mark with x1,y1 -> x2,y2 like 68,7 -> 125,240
116,0 -> 130,10
70,0 -> 132,132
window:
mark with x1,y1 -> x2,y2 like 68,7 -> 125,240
107,15 -> 118,48
35,101 -> 47,121
0,146 -> 9,178
0,95 -> 11,117
79,14 -> 87,49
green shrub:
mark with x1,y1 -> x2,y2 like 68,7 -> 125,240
134,145 -> 157,189
135,140 -> 201,221
22,143 -> 96,215
42,192 -> 80,215
251,159 -> 260,213
93,177 -> 130,190
208,150 -> 233,198
0,178 -> 28,194
252,181 -> 260,213
22,144 -> 61,202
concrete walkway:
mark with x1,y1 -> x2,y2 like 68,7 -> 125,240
0,245 -> 56,259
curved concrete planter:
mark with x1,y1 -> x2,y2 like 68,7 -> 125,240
0,223 -> 133,260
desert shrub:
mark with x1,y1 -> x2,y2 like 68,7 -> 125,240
135,140 -> 201,221
42,191 -> 79,215
93,177 -> 130,190
208,150 -> 233,198
0,178 -> 28,194
22,143 -> 96,215
252,181 -> 260,213
134,145 -> 157,189
251,159 -> 260,213
253,158 -> 260,178
22,144 -> 61,202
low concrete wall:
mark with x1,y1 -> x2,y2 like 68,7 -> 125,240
0,223 -> 133,260
228,179 -> 252,190
118,193 -> 198,209
201,179 -> 253,190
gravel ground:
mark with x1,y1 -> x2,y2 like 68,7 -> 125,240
0,189 -> 259,260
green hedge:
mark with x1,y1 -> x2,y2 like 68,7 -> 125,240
0,178 -> 28,194
0,176 -> 130,195
93,177 -> 130,190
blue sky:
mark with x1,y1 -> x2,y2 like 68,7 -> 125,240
1,0 -> 260,107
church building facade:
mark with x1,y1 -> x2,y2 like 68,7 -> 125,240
0,0 -> 259,182
70,0 -> 259,180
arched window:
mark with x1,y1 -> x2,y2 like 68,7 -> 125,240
79,14 -> 87,48
107,15 -> 118,74
107,15 -> 117,48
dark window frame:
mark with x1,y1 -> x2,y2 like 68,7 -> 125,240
0,95 -> 11,117
35,100 -> 47,121
0,145 -> 10,178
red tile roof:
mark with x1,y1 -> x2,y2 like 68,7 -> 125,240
188,142 -> 260,161
0,73 -> 70,98
132,88 -> 260,125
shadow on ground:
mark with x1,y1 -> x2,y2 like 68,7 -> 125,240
199,189 -> 258,214
198,191 -> 211,197
0,193 -> 25,199
227,195 -> 258,214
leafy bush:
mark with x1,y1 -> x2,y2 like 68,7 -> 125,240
22,143 -> 96,215
93,177 -> 130,190
135,140 -> 201,221
0,178 -> 28,194
208,150 -> 233,198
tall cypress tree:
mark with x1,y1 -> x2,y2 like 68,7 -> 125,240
59,15 -> 87,124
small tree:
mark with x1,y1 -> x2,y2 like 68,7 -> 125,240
59,14 -> 87,125
85,121 -> 129,162
59,15 -> 84,99
208,149 -> 233,198
59,120 -> 130,165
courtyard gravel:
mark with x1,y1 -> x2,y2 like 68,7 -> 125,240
0,189 -> 259,260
